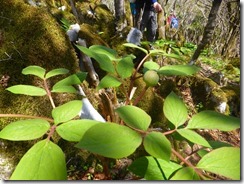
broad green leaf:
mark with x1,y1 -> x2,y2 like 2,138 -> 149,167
143,61 -> 160,73
143,132 -> 171,161
171,47 -> 181,55
117,56 -> 134,79
45,68 -> 69,79
128,156 -> 182,180
116,105 -> 151,131
163,91 -> 188,128
56,120 -> 100,142
75,123 -> 142,158
52,72 -> 87,88
197,147 -> 240,180
208,140 -> 233,149
186,110 -> 240,131
10,140 -> 67,180
51,85 -> 77,93
158,65 -> 200,76
76,45 -> 115,73
0,119 -> 50,141
22,65 -> 46,79
123,43 -> 148,54
180,47 -> 193,55
170,167 -> 200,180
149,49 -> 166,55
89,45 -> 118,61
97,75 -> 122,90
197,149 -> 209,158
162,53 -> 183,60
177,129 -> 211,148
6,85 -> 46,96
52,100 -> 82,124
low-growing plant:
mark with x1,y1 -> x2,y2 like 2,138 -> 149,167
0,44 -> 240,180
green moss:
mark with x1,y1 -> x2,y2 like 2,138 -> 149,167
0,0 -> 81,129
132,76 -> 166,127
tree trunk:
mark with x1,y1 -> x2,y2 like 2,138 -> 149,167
114,0 -> 127,31
69,0 -> 83,24
157,0 -> 166,39
189,0 -> 222,65
221,0 -> 240,58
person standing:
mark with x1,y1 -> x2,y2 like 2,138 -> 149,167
167,9 -> 178,29
135,0 -> 162,43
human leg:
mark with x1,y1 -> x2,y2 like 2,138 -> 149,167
146,11 -> 157,42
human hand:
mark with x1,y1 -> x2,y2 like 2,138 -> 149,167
153,2 -> 162,12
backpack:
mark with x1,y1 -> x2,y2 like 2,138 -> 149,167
170,17 -> 179,29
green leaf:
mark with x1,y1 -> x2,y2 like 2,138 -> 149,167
171,47 -> 182,55
197,147 -> 240,180
53,72 -> 87,87
177,129 -> 211,148
97,75 -> 122,90
45,68 -> 69,79
128,156 -> 182,180
52,100 -> 82,124
22,65 -> 46,79
116,105 -> 151,131
6,85 -> 46,96
56,120 -> 100,142
170,167 -> 200,180
208,140 -> 233,149
75,123 -> 142,159
163,53 -> 183,60
123,43 -> 148,54
158,65 -> 200,76
186,110 -> 240,131
76,45 -> 115,73
197,149 -> 209,158
149,49 -> 166,56
0,119 -> 50,141
163,91 -> 188,128
51,85 -> 77,93
117,55 -> 134,79
180,47 -> 193,55
10,140 -> 67,180
89,45 -> 118,61
143,132 -> 171,161
143,61 -> 160,73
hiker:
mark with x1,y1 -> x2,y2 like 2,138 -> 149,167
135,0 -> 162,43
167,10 -> 179,29
129,0 -> 137,26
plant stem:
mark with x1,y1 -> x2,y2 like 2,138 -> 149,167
133,86 -> 148,106
171,148 -> 207,180
163,129 -> 176,135
127,54 -> 150,104
43,78 -> 56,108
0,113 -> 54,123
47,125 -> 57,140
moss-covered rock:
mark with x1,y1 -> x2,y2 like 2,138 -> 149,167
0,0 -> 80,127
0,1 -> 83,179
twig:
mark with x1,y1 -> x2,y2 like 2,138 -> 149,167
11,42 -> 23,59
0,52 -> 12,61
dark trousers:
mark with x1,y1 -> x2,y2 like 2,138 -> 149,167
135,9 -> 157,42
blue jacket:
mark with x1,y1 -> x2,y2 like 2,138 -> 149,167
135,0 -> 157,11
